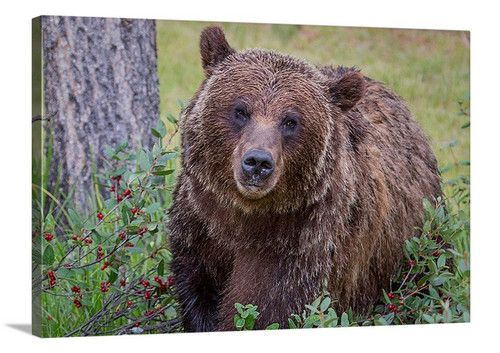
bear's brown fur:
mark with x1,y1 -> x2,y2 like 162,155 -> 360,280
169,26 -> 442,332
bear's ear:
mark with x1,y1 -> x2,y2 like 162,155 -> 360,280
327,71 -> 366,112
200,26 -> 235,77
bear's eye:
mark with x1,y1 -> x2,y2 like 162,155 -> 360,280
283,119 -> 297,129
235,107 -> 248,121
231,100 -> 250,131
281,114 -> 299,139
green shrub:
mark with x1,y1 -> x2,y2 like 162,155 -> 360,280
34,112 -> 183,337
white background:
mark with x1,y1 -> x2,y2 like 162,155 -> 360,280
1,0 -> 498,351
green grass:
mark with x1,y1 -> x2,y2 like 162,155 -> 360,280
156,20 -> 470,179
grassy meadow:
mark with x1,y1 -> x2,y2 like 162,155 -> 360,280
156,20 -> 470,178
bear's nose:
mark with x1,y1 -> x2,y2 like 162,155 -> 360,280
241,149 -> 275,181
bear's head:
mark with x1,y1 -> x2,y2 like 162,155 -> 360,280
181,26 -> 366,213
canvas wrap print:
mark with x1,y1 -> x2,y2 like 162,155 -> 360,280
32,16 -> 470,337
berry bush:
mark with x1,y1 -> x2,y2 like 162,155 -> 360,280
33,112 -> 183,337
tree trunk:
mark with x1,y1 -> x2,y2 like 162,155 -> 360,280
42,16 -> 160,209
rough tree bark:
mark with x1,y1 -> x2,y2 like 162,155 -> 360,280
42,16 -> 160,208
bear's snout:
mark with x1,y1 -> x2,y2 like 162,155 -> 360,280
241,149 -> 275,182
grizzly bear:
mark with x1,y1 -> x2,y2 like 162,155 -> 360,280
168,26 -> 442,332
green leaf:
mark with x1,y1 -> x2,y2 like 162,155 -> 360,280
56,267 -> 84,279
234,303 -> 244,313
104,197 -> 117,210
110,165 -> 127,178
266,323 -> 279,330
164,306 -> 177,320
303,314 -> 320,328
384,312 -> 395,325
422,314 -> 435,324
43,244 -> 54,266
81,296 -> 93,307
320,297 -> 331,312
428,285 -> 440,299
428,259 -> 438,274
156,118 -> 167,137
432,275 -> 448,286
305,305 -> 319,314
44,214 -> 56,234
104,145 -> 115,159
382,289 -> 391,304
158,260 -> 165,277
108,268 -> 118,284
437,254 -> 446,268
92,229 -> 102,244
340,312 -> 349,327
129,171 -> 147,184
115,137 -> 129,154
374,317 -> 388,326
67,208 -> 82,228
166,112 -> 178,125
144,202 -> 161,214
422,220 -> 431,233
152,169 -> 175,176
151,128 -> 162,139
139,150 -> 152,172
235,317 -> 245,330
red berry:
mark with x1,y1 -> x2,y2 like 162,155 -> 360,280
167,276 -> 175,287
127,301 -> 132,306
123,189 -> 131,197
388,292 -> 395,300
97,212 -> 104,220
120,279 -> 126,286
388,304 -> 395,310
48,316 -> 53,321
433,250 -> 440,256
44,233 -> 54,242
110,185 -> 115,192
100,281 -> 110,292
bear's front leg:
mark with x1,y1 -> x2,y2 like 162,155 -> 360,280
170,239 -> 225,332
217,250 -> 327,331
